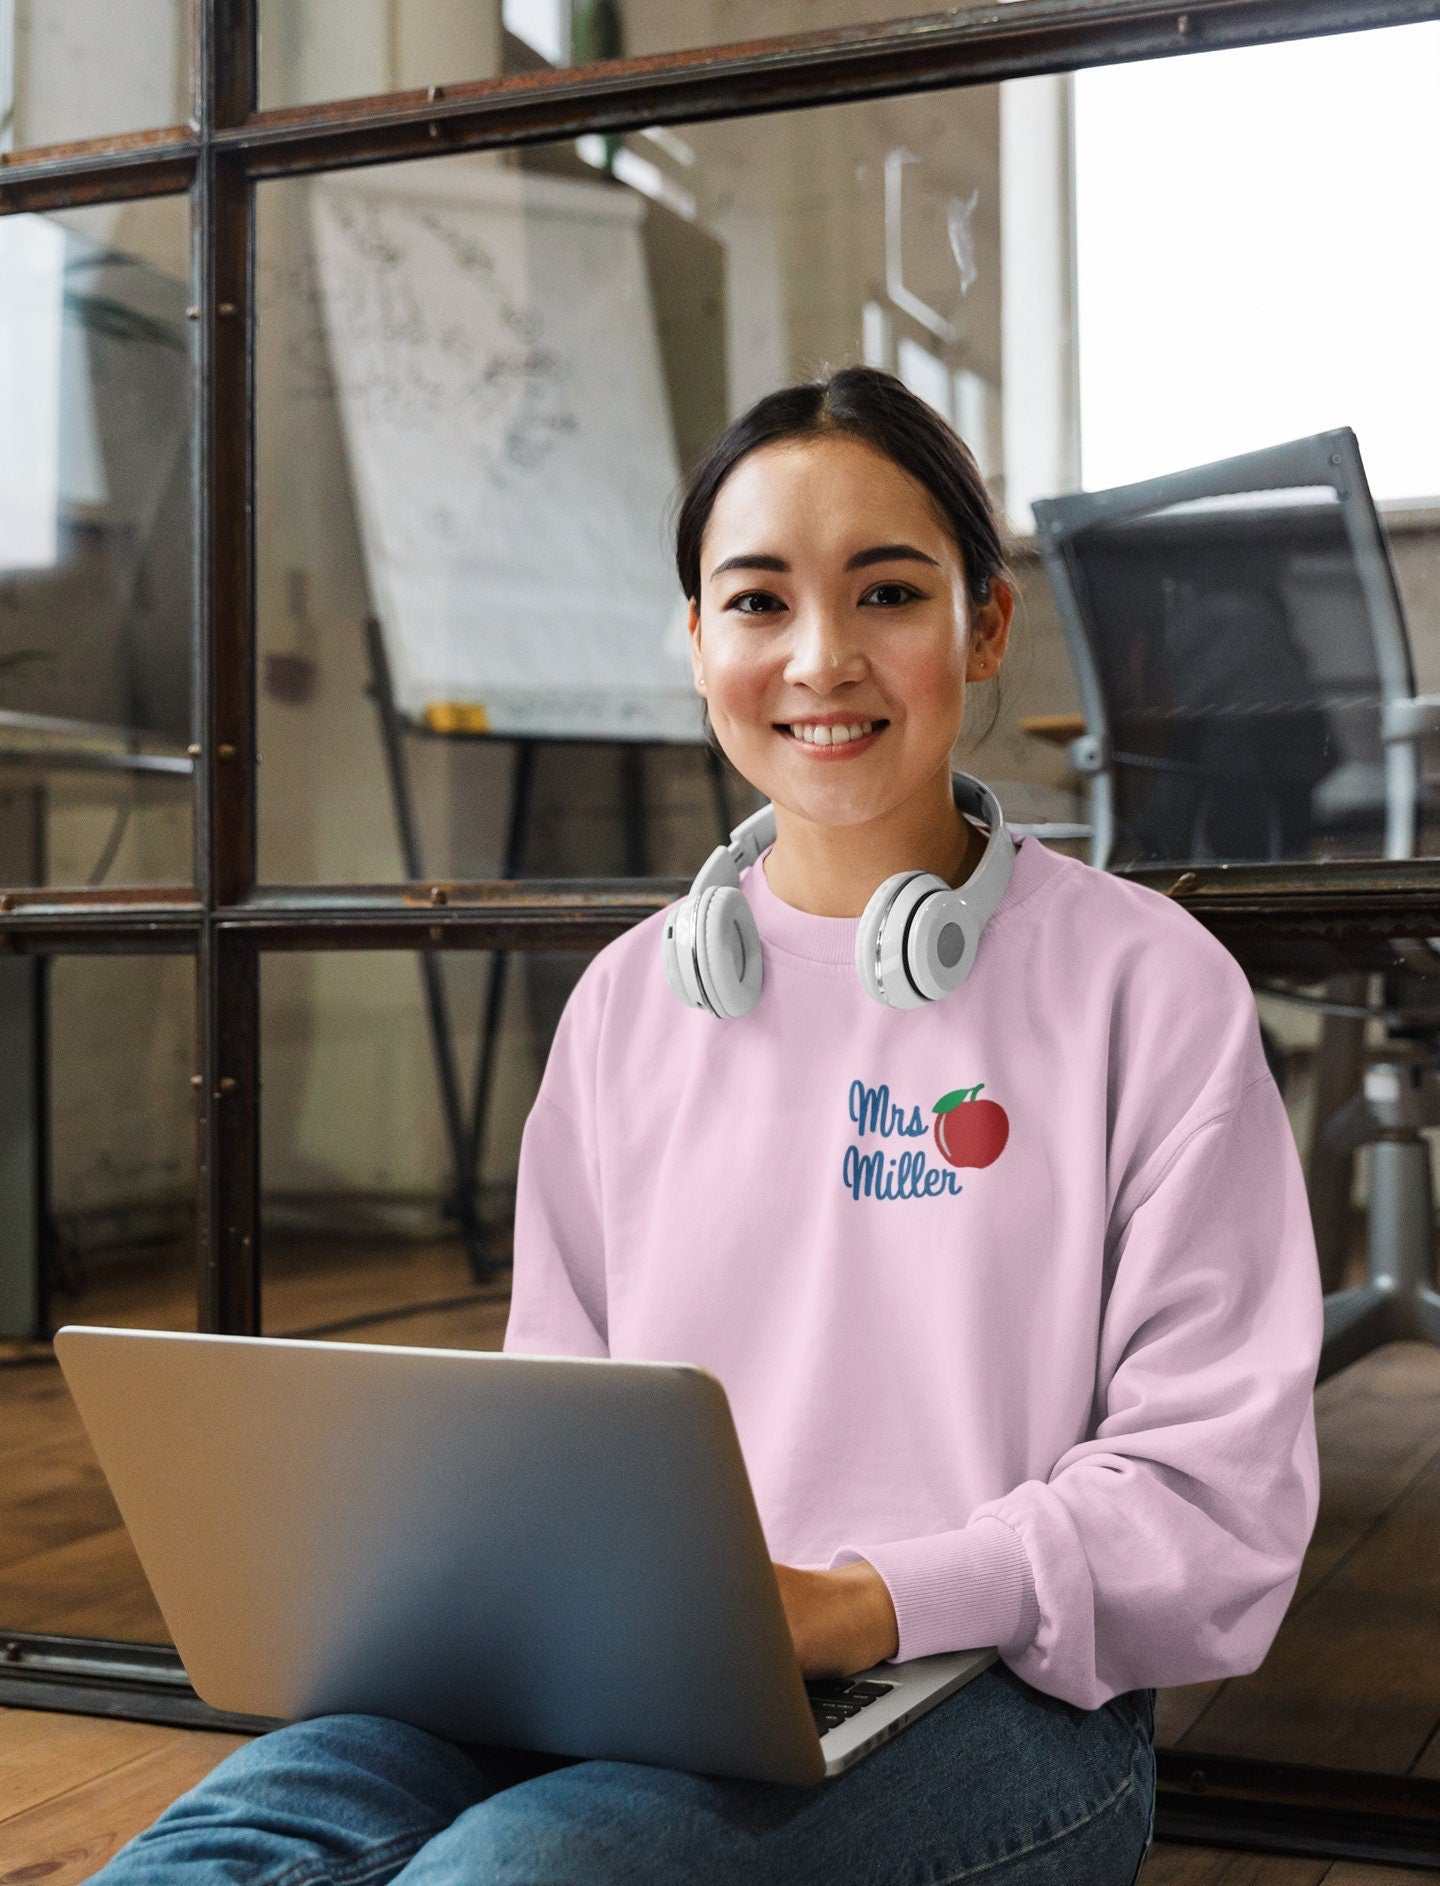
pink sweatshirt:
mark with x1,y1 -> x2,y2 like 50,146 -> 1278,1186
503,827 -> 1324,1711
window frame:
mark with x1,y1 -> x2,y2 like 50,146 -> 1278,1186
1,0 -> 1437,1744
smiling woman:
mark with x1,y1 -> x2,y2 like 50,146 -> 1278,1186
674,365 -> 1017,919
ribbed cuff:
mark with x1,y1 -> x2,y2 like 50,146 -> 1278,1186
827,1516 -> 1041,1665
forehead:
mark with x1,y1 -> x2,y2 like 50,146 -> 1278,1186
705,435 -> 943,548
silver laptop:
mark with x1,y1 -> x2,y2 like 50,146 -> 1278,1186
53,1326 -> 998,1786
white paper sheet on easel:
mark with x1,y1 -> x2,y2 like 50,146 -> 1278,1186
310,157 -> 697,741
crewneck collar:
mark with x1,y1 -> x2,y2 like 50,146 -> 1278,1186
741,826 -> 1049,969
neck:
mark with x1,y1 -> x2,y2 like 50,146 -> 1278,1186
763,792 -> 982,920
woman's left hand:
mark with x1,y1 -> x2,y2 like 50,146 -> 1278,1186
771,1560 -> 900,1679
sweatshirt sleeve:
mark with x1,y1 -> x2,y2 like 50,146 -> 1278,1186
502,969 -> 610,1361
828,1065 -> 1325,1710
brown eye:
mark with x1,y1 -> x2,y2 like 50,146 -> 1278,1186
729,592 -> 780,615
864,583 -> 921,606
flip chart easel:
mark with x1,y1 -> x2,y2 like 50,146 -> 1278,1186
364,616 -> 738,1283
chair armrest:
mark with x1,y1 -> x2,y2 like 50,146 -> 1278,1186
1381,694 -> 1440,743
1068,731 -> 1107,774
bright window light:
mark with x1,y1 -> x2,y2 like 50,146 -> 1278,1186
502,0 -> 569,66
897,336 -> 952,424
0,216 -> 64,568
1073,23 -> 1440,502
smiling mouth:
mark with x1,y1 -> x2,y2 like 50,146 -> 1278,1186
773,720 -> 890,737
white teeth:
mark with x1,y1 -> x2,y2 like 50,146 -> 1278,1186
789,720 -> 877,746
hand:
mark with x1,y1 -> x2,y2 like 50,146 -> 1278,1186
771,1559 -> 900,1680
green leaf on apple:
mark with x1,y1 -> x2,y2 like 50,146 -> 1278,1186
933,1084 -> 984,1115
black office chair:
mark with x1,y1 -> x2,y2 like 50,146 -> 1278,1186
1032,428 -> 1440,1384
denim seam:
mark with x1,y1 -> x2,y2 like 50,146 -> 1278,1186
269,1824 -> 447,1886
932,1766 -> 1138,1883
1126,1776 -> 1158,1886
1133,1707 -> 1159,1875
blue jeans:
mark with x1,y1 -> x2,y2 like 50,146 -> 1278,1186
91,1663 -> 1157,1884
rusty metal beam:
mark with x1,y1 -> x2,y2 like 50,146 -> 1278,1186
0,129 -> 195,216
0,925 -> 198,955
196,926 -> 259,1333
3,0 -> 1434,212
193,0 -> 261,1334
191,154 -> 255,912
6,850 -> 1440,966
216,0 -> 1440,177
200,858 -> 1440,981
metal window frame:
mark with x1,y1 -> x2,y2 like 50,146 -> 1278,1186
2,1 -> 1440,1863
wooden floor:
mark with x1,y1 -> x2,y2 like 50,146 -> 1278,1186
1,1702 -> 1437,1885
0,1233 -> 510,1639
2,1234 -> 1439,1882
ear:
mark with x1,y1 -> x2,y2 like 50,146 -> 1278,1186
687,597 -> 704,690
969,578 -> 1014,678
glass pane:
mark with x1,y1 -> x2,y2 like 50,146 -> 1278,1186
256,26 -> 1436,881
0,196 -> 194,892
258,0 -> 961,112
259,947 -> 594,1346
0,1 -> 190,154
0,955 -> 195,1644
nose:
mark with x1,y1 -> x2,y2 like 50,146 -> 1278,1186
781,608 -> 869,692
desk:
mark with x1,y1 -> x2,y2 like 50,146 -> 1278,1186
1018,712 -> 1087,745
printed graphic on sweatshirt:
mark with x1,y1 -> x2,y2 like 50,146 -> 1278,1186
844,1080 -> 1009,1200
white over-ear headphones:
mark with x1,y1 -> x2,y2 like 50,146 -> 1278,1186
661,769 -> 1016,1019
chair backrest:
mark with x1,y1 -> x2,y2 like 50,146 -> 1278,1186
1032,429 -> 1415,869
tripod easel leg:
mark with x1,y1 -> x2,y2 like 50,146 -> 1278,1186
365,615 -> 492,1283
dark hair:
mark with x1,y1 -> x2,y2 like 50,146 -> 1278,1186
671,364 -> 1015,759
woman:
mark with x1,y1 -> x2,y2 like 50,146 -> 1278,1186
91,366 -> 1322,1883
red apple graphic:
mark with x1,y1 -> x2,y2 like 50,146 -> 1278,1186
932,1085 -> 1009,1168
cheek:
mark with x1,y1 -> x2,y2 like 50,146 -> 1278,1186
895,643 -> 969,710
706,642 -> 776,716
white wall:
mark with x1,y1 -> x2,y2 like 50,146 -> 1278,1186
6,0 -> 186,150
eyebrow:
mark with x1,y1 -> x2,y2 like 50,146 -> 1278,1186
707,542 -> 941,581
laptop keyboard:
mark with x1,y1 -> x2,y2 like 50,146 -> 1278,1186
804,1676 -> 896,1738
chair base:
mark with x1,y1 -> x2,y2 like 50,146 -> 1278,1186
1319,1136 -> 1440,1384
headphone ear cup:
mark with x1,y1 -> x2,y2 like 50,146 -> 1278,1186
661,897 -> 704,1009
856,870 -> 931,1008
904,886 -> 980,1000
857,870 -> 977,1008
693,884 -> 764,1019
